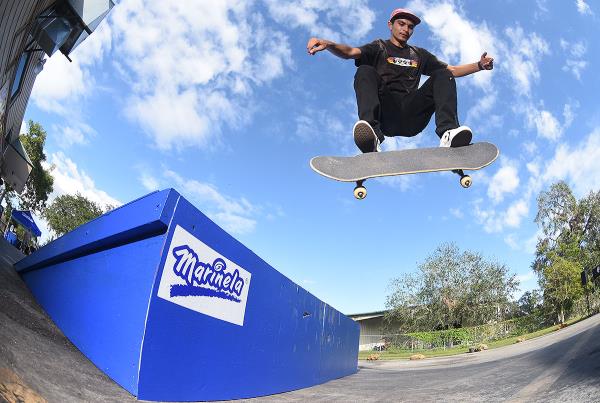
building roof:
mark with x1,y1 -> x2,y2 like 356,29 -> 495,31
347,310 -> 388,321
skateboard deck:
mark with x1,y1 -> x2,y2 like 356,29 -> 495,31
310,142 -> 499,199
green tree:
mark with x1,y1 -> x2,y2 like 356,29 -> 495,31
385,243 -> 519,333
539,254 -> 582,323
43,193 -> 104,237
579,190 -> 600,271
517,289 -> 543,317
16,121 -> 54,213
532,181 -> 599,323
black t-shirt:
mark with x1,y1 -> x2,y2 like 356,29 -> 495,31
355,39 -> 448,95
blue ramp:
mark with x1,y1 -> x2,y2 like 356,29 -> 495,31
15,189 -> 359,401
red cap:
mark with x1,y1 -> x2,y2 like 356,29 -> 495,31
389,8 -> 421,25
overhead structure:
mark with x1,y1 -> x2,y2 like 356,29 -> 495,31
0,1 -> 114,193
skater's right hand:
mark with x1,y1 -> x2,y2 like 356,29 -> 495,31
307,38 -> 328,55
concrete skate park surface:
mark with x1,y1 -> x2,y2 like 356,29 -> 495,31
1,237 -> 599,402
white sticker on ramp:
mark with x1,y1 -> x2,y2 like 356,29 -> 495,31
157,225 -> 251,326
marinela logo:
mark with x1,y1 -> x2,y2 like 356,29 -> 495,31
157,225 -> 251,326
170,245 -> 245,301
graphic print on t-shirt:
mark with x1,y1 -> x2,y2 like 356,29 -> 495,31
386,57 -> 418,68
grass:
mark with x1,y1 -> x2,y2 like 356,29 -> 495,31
358,315 -> 589,361
359,346 -> 470,360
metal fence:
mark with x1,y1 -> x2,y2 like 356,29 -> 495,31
359,317 -> 545,352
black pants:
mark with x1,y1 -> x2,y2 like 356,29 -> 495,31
353,65 -> 459,140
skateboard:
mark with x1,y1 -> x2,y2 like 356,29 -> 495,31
310,142 -> 499,199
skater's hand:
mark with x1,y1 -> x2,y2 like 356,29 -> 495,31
478,52 -> 494,70
306,39 -> 361,60
307,38 -> 329,55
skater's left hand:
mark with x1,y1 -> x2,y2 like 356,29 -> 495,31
479,52 -> 494,70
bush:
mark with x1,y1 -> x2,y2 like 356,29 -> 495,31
382,316 -> 555,351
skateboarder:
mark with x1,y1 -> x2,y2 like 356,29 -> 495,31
307,7 -> 494,153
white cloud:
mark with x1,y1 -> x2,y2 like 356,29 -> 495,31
159,169 -> 268,235
563,101 -> 578,127
476,129 -> 600,234
466,90 -> 500,130
576,0 -> 593,15
516,100 -> 577,142
523,141 -> 538,156
376,174 -> 417,193
263,0 -> 374,42
566,40 -> 587,59
29,1 -> 376,153
30,211 -> 52,244
30,18 -> 111,115
106,0 -> 366,150
488,159 -> 520,204
61,126 -> 86,146
52,123 -> 96,148
407,0 -> 496,89
560,39 -> 588,80
502,26 -> 550,96
383,135 -> 426,151
35,0 -> 299,151
505,199 -> 529,228
295,108 -> 347,146
136,165 -> 273,235
535,0 -> 549,17
295,97 -> 360,154
515,269 -> 538,295
560,39 -> 587,80
31,55 -> 90,115
543,129 -> 600,197
109,0 -> 378,151
524,105 -> 563,141
45,152 -> 121,208
108,0 -> 294,150
450,208 -> 464,219
504,233 -> 519,250
516,270 -> 536,283
504,230 -> 540,254
565,60 -> 587,81
30,23 -> 111,155
140,172 -> 160,191
126,89 -> 213,150
474,195 -> 530,233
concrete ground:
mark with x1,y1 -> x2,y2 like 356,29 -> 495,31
1,238 -> 599,402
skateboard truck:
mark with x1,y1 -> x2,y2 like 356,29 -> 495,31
453,169 -> 472,188
355,171 -> 471,200
354,180 -> 367,200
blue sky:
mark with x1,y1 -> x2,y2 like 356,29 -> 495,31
24,0 -> 600,314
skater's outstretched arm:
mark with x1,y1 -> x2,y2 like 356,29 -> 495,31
306,38 -> 361,60
447,52 -> 494,77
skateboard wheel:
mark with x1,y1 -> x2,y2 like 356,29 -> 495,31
460,175 -> 472,188
354,186 -> 367,199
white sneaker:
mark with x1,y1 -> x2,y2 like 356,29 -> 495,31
353,120 -> 381,153
439,126 -> 473,147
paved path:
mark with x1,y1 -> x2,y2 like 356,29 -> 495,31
1,238 -> 599,402
255,314 -> 600,402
